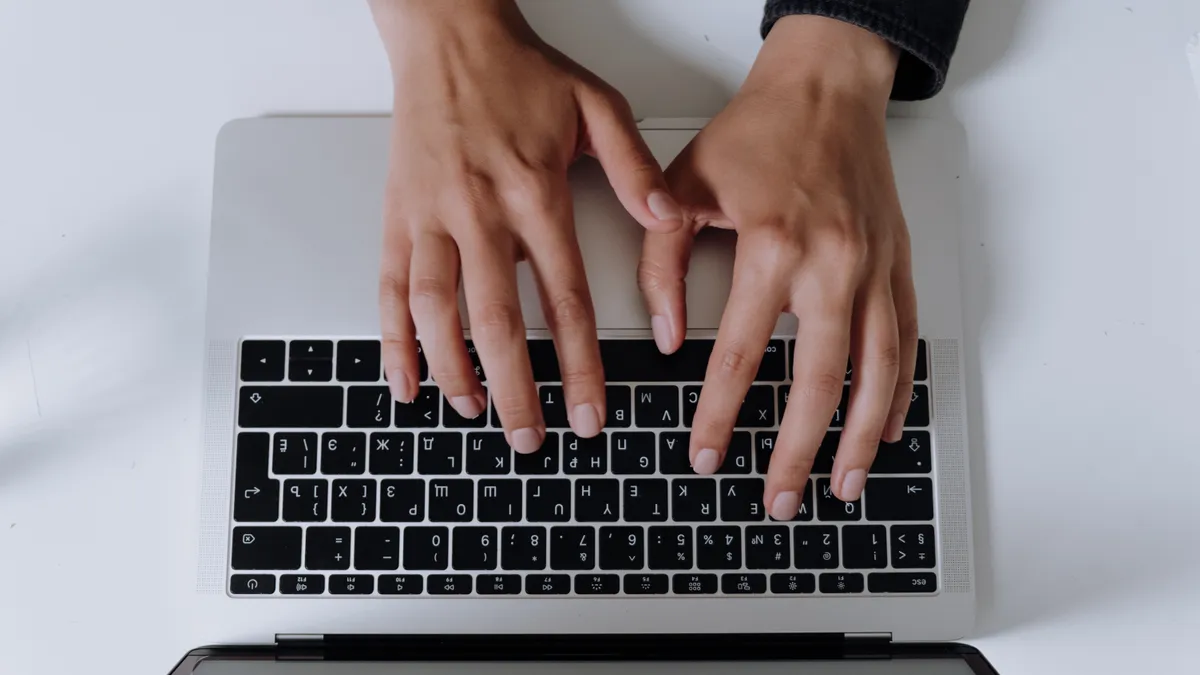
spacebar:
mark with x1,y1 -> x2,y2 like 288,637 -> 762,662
596,339 -> 714,382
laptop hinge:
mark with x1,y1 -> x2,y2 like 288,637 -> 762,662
845,632 -> 892,642
276,634 -> 326,660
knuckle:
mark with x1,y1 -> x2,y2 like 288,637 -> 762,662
546,291 -> 593,330
501,168 -> 559,217
559,365 -> 601,389
715,344 -> 757,378
864,345 -> 902,372
800,371 -> 844,402
473,299 -> 522,340
491,390 -> 535,420
637,258 -> 682,293
410,275 -> 454,310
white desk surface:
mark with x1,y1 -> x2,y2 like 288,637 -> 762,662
1,1 -> 1198,673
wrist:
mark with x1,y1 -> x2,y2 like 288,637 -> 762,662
746,15 -> 899,109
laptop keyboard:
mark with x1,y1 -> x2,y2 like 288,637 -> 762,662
228,337 -> 938,597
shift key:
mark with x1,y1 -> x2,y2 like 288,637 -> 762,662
239,386 -> 343,428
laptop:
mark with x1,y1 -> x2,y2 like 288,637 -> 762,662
181,116 -> 991,673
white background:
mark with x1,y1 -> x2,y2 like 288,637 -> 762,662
1,1 -> 1199,673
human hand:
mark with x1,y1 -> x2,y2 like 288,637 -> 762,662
370,0 -> 682,452
638,16 -> 916,518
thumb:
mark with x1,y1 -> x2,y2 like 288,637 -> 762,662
639,225 -> 694,354
577,83 -> 683,233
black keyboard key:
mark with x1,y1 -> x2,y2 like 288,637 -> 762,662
891,525 -> 936,568
820,573 -> 864,594
331,479 -> 376,522
501,526 -> 546,571
811,432 -> 840,474
289,357 -> 333,382
906,384 -> 930,427
794,525 -> 839,569
722,573 -> 767,594
871,431 -> 932,474
513,432 -> 559,475
635,385 -> 680,427
330,574 -> 373,595
575,574 -> 620,595
754,432 -> 776,473
599,526 -> 644,570
467,432 -> 511,475
395,386 -> 440,428
304,526 -> 351,570
234,432 -> 279,522
599,339 -> 711,382
738,385 -> 776,427
346,386 -> 391,428
418,345 -> 429,382
464,340 -> 486,381
612,432 -> 655,474
697,526 -> 740,569
771,573 -> 816,594
428,574 -> 473,595
719,477 -> 765,522
536,386 -> 568,428
671,478 -> 716,521
866,478 -> 934,521
380,479 -> 424,522
915,339 -> 928,381
563,433 -> 607,474
746,525 -> 790,569
868,572 -> 937,594
336,340 -> 381,382
757,340 -> 787,381
453,526 -> 498,571
478,479 -> 523,522
238,386 -> 342,428
527,479 -> 571,522
606,385 -> 633,428
551,526 -> 596,570
576,479 -> 620,522
241,340 -> 286,382
282,479 -> 327,522
659,432 -> 693,475
682,386 -> 701,427
230,574 -> 275,595
369,432 -> 414,475
816,478 -> 861,521
624,478 -> 669,522
402,526 -> 449,570
379,574 -> 424,595
355,526 -> 400,570
281,574 -> 325,595
273,432 -> 317,476
443,390 -> 488,428
418,433 -> 462,475
476,574 -> 520,595
718,432 -> 753,474
525,339 -> 560,382
778,386 -> 789,420
673,573 -> 718,594
429,479 -> 473,522
832,386 -> 849,428
291,340 -> 333,359
231,526 -> 301,570
624,573 -> 669,595
320,432 -> 366,475
648,526 -> 693,570
843,525 -> 887,569
525,574 -> 570,595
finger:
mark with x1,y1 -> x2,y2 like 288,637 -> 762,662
577,83 -> 683,233
408,230 -> 487,419
379,225 -> 420,403
688,237 -> 785,475
515,177 -> 607,438
457,227 -> 545,454
638,225 -> 694,354
766,299 -> 853,521
832,281 -> 900,502
884,256 -> 919,442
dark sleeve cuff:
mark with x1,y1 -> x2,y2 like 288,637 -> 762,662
762,0 -> 970,101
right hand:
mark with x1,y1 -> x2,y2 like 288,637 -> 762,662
370,0 -> 682,453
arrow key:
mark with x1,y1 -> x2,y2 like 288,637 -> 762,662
337,340 -> 382,381
289,357 -> 333,382
240,340 -> 285,382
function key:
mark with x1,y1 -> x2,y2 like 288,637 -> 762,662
379,574 -> 424,595
230,574 -> 275,595
623,573 -> 669,595
672,573 -> 718,595
525,574 -> 571,595
721,573 -> 766,594
868,572 -> 937,594
575,574 -> 620,595
330,574 -> 374,595
476,574 -> 521,595
428,574 -> 472,595
819,573 -> 864,594
240,340 -> 285,382
336,340 -> 381,381
280,574 -> 324,595
770,573 -> 815,594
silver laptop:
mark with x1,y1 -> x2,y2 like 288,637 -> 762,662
183,116 -> 988,673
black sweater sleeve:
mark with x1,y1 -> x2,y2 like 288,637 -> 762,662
762,0 -> 970,101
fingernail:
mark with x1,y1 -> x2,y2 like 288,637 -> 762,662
884,412 -> 905,442
770,491 -> 800,521
692,448 -> 720,475
387,369 -> 414,403
840,469 -> 867,501
572,403 -> 603,437
510,427 -> 545,454
647,190 -> 682,222
450,395 -> 484,419
651,315 -> 674,354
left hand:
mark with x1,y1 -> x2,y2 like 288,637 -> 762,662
638,15 -> 918,520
